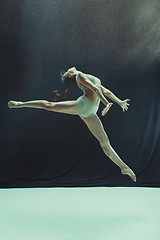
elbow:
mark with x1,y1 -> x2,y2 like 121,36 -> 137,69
94,86 -> 100,94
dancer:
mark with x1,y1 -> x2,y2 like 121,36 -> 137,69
8,67 -> 136,182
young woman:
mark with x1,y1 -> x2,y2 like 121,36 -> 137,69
8,67 -> 136,182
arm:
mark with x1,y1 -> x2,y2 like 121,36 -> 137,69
77,73 -> 110,106
101,85 -> 122,105
101,85 -> 130,112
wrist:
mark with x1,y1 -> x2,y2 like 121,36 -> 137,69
105,102 -> 109,106
118,100 -> 123,105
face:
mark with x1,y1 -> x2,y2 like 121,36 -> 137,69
68,67 -> 76,73
64,67 -> 77,78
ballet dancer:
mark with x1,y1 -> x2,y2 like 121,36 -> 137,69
8,67 -> 136,182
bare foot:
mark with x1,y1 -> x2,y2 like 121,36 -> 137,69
8,101 -> 22,108
121,167 -> 136,182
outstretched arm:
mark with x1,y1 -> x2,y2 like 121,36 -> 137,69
101,85 -> 130,112
101,86 -> 122,104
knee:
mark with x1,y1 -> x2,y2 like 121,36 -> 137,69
42,101 -> 53,111
43,101 -> 60,111
99,137 -> 110,149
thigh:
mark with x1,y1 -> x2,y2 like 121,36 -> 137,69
80,115 -> 109,143
76,95 -> 99,118
51,100 -> 80,115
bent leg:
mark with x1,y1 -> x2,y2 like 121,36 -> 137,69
81,115 -> 136,182
80,115 -> 127,169
8,100 -> 80,115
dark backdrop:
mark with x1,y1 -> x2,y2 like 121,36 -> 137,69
0,0 -> 160,188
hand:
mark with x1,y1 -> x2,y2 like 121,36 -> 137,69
119,99 -> 130,112
101,103 -> 113,116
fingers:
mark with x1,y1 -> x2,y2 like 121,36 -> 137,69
122,100 -> 130,112
101,110 -> 104,116
123,107 -> 128,112
101,109 -> 106,116
101,108 -> 109,116
101,103 -> 113,116
125,99 -> 130,105
101,110 -> 107,116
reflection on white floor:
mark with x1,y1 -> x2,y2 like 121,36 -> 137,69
0,187 -> 159,240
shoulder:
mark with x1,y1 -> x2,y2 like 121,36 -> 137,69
86,74 -> 100,81
76,72 -> 88,83
76,71 -> 85,79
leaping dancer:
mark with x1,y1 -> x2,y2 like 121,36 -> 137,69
8,67 -> 136,182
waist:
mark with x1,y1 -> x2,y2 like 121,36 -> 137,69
84,92 -> 100,106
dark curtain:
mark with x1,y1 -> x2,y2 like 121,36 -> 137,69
0,0 -> 160,188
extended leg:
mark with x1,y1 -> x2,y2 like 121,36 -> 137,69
81,115 -> 136,182
8,100 -> 80,115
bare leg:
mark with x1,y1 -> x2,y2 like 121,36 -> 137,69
81,115 -> 136,182
8,100 -> 80,115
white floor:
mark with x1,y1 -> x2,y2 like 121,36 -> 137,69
0,187 -> 159,240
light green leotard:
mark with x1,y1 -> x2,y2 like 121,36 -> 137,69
75,76 -> 101,118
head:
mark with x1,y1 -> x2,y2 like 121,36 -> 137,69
61,67 -> 78,87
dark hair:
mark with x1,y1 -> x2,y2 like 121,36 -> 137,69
60,69 -> 77,87
52,69 -> 77,101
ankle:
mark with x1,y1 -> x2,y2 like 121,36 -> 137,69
120,165 -> 129,171
18,101 -> 23,107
